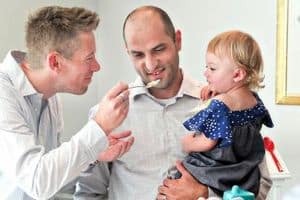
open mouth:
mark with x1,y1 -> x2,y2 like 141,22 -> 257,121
147,68 -> 165,79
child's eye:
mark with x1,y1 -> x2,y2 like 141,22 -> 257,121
205,65 -> 216,71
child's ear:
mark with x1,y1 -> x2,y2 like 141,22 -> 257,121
233,68 -> 247,82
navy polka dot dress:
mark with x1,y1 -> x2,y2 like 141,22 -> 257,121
182,93 -> 273,196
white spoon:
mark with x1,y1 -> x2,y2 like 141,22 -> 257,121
129,79 -> 161,89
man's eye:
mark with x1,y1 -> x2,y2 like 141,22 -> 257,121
154,46 -> 165,52
132,53 -> 143,58
85,57 -> 94,63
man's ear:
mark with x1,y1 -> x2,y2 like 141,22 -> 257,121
47,51 -> 61,73
175,30 -> 182,51
233,67 -> 247,82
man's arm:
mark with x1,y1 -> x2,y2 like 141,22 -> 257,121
74,162 -> 110,200
0,89 -> 108,199
0,81 -> 130,199
157,156 -> 272,200
74,99 -> 131,200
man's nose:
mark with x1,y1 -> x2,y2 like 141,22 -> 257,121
145,55 -> 158,73
92,59 -> 101,72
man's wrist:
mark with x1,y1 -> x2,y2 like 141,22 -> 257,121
194,183 -> 209,199
197,187 -> 221,200
93,117 -> 109,135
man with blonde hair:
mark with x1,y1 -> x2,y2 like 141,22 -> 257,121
0,6 -> 134,200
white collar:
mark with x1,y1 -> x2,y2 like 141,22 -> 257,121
0,50 -> 41,97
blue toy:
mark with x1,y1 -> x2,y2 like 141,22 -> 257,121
223,185 -> 255,200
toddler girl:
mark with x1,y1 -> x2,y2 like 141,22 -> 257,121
178,30 -> 273,196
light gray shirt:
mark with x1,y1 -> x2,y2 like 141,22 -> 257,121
75,73 -> 272,200
0,51 -> 108,200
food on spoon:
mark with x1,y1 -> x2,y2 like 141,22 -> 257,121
146,79 -> 160,88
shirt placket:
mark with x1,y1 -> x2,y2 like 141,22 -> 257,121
162,105 -> 178,175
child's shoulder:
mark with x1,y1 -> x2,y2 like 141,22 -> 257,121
211,94 -> 233,108
212,92 -> 257,111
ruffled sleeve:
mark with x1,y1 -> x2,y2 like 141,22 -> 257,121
262,111 -> 274,128
252,92 -> 274,128
183,99 -> 232,147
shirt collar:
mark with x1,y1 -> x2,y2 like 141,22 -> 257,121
130,69 -> 203,100
0,50 -> 40,97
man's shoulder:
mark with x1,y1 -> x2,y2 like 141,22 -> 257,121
0,72 -> 17,97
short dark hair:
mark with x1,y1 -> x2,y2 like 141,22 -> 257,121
122,6 -> 175,44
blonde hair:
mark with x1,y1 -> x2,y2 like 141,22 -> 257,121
207,30 -> 264,90
25,6 -> 99,69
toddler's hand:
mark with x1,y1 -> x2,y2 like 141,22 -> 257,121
200,85 -> 217,100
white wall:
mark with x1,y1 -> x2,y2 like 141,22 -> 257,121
0,0 -> 299,196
